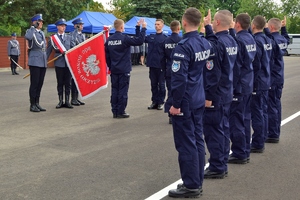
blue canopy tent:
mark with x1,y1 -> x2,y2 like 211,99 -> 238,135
47,11 -> 118,33
124,16 -> 181,36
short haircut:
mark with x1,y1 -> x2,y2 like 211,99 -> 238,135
114,19 -> 124,30
268,18 -> 281,31
170,20 -> 180,31
214,10 -> 232,27
183,7 -> 202,27
252,15 -> 266,30
236,13 -> 251,30
156,19 -> 164,24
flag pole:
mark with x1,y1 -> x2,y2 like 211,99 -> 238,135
23,54 -> 63,79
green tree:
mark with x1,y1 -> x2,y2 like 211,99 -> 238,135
131,0 -> 187,24
0,0 -> 92,35
215,0 -> 241,14
237,0 -> 280,20
281,0 -> 300,33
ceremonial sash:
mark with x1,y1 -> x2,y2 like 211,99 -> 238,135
50,34 -> 67,53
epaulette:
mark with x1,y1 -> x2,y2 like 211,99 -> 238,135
178,38 -> 188,45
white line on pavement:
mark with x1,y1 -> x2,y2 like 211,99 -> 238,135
144,111 -> 300,200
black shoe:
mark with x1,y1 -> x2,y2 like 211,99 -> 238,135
117,113 -> 130,118
168,184 -> 202,198
204,169 -> 225,179
56,101 -> 64,109
247,157 -> 250,163
157,104 -> 164,110
77,99 -> 85,105
251,146 -> 265,153
30,104 -> 40,112
71,99 -> 80,106
225,171 -> 228,177
169,117 -> 172,124
113,114 -> 117,118
148,103 -> 158,109
64,101 -> 73,109
14,71 -> 19,75
265,138 -> 279,143
228,155 -> 247,164
36,104 -> 46,111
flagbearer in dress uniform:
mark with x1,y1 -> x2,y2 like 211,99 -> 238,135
25,14 -> 47,112
47,18 -> 73,109
70,18 -> 86,106
7,33 -> 21,75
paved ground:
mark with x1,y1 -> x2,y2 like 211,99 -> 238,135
0,56 -> 300,200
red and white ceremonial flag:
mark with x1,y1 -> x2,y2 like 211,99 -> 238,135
65,32 -> 108,99
50,34 -> 67,54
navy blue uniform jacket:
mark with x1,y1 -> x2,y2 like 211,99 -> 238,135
171,31 -> 211,109
230,29 -> 256,95
105,26 -> 146,74
204,25 -> 238,106
145,32 -> 167,69
252,32 -> 273,91
164,33 -> 182,77
264,27 -> 289,87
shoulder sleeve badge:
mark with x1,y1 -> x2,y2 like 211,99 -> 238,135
172,60 -> 181,72
206,60 -> 214,70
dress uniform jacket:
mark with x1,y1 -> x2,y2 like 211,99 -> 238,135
70,30 -> 85,48
25,27 -> 47,68
46,33 -> 72,67
145,32 -> 167,69
7,39 -> 20,56
105,26 -> 146,74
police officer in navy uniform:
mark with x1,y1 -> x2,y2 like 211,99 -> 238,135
25,14 -> 47,112
7,33 -> 21,75
70,18 -> 86,106
145,19 -> 167,110
164,20 -> 182,124
264,17 -> 289,143
105,19 -> 147,118
250,16 -> 273,153
168,7 -> 211,198
47,18 -> 73,109
228,13 -> 256,164
202,9 -> 238,178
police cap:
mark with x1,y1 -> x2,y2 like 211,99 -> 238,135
55,18 -> 67,26
72,18 -> 84,25
31,14 -> 44,22
11,33 -> 17,36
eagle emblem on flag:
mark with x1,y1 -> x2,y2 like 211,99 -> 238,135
82,54 -> 100,76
